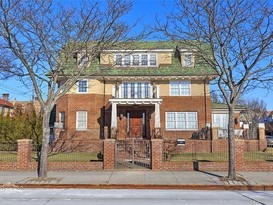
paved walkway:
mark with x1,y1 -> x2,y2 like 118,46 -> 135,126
0,171 -> 273,190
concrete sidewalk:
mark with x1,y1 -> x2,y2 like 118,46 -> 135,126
0,171 -> 273,190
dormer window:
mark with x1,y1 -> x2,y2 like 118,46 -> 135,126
184,53 -> 193,67
141,54 -> 148,66
115,53 -> 157,67
78,54 -> 89,68
132,54 -> 140,66
124,54 -> 131,66
150,54 -> 157,66
116,54 -> 122,66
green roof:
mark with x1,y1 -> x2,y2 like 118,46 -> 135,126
61,41 -> 217,77
212,102 -> 246,110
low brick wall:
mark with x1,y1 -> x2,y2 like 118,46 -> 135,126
0,138 -> 272,172
0,162 -> 18,171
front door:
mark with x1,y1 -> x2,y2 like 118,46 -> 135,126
127,111 -> 145,138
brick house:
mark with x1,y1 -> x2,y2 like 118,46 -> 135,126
55,42 -> 217,141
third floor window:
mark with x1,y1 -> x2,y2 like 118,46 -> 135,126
115,53 -> 157,67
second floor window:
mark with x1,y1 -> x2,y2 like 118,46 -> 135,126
78,80 -> 88,93
170,81 -> 191,96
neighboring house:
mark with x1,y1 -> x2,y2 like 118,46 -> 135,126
0,94 -> 13,116
212,102 -> 245,138
56,42 -> 217,140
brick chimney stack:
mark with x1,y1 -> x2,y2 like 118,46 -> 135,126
2,93 -> 9,101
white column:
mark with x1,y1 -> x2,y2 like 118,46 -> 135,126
111,102 -> 117,128
155,102 -> 161,128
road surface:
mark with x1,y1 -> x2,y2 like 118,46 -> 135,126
0,189 -> 272,205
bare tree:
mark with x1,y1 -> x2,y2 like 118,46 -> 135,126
0,0 -> 139,178
240,98 -> 267,139
157,0 -> 273,179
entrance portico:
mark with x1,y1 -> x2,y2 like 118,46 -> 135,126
109,99 -> 162,139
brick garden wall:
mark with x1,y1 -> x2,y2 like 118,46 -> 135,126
0,136 -> 272,172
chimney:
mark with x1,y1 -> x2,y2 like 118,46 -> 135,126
2,93 -> 9,101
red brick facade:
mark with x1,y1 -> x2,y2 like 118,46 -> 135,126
56,92 -> 212,141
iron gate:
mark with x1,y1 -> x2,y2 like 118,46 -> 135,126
115,139 -> 151,169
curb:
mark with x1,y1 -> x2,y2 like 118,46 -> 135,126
2,184 -> 273,191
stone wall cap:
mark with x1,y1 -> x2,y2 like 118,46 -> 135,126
103,139 -> 116,142
151,139 -> 163,142
17,139 -> 33,142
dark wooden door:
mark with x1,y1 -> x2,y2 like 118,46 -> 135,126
128,111 -> 144,138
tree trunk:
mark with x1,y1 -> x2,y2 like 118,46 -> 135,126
228,105 -> 236,179
38,109 -> 51,178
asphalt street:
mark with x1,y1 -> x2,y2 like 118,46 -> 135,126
0,189 -> 273,205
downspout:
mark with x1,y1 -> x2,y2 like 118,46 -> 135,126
103,77 -> 106,139
204,77 -> 207,126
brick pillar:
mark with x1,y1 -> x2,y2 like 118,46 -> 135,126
258,123 -> 266,151
151,139 -> 163,170
103,139 -> 116,170
211,127 -> 218,140
235,140 -> 244,171
17,139 -> 32,170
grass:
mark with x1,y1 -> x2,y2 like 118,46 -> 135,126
170,153 -> 228,162
167,148 -> 273,162
31,152 -> 101,162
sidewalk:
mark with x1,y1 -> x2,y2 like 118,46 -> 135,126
0,171 -> 273,190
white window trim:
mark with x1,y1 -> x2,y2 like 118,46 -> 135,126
77,79 -> 88,93
114,53 -> 158,67
169,81 -> 191,96
165,112 -> 198,131
76,111 -> 88,131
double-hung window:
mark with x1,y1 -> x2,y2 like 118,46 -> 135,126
149,54 -> 157,66
78,54 -> 89,68
170,81 -> 190,96
166,112 -> 198,130
76,111 -> 87,130
115,53 -> 157,67
132,54 -> 139,66
115,54 -> 122,66
59,112 -> 65,130
124,54 -> 130,66
184,53 -> 193,67
78,80 -> 88,93
141,54 -> 148,66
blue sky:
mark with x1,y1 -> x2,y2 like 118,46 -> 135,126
1,0 -> 273,110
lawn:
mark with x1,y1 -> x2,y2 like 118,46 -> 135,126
167,148 -> 273,162
31,152 -> 102,162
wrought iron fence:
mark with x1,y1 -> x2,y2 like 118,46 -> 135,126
115,139 -> 151,169
32,139 -> 104,162
0,141 -> 17,162
163,139 -> 228,162
244,143 -> 273,162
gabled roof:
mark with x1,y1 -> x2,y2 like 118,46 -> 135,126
61,41 -> 217,78
0,99 -> 13,108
